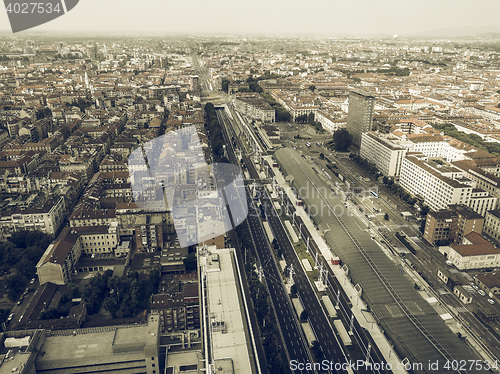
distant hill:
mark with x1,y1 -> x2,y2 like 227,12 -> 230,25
408,25 -> 500,39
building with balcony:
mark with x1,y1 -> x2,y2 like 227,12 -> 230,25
424,204 -> 484,245
360,132 -> 407,176
0,195 -> 66,239
400,155 -> 473,211
233,93 -> 275,123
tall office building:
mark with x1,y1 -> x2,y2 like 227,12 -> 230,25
346,89 -> 375,147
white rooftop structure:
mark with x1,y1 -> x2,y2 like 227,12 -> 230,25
198,246 -> 254,374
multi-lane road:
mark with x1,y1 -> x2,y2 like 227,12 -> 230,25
217,108 -> 317,373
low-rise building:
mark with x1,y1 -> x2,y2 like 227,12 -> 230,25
34,314 -> 160,374
475,272 -> 500,297
453,285 -> 473,304
440,232 -> 500,270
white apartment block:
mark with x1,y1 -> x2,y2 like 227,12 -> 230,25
360,132 -> 407,177
76,224 -> 119,254
400,156 -> 473,211
453,160 -> 500,199
315,110 -> 345,134
233,94 -> 275,123
0,195 -> 66,239
406,136 -> 472,162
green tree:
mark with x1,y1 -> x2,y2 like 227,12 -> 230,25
5,273 -> 27,301
35,107 -> 52,120
307,112 -> 315,124
68,283 -> 80,299
103,296 -> 119,318
333,129 -> 353,152
295,114 -> 308,123
384,213 -> 389,220
221,78 -> 230,93
9,230 -> 52,249
275,107 -> 291,122
308,85 -> 316,92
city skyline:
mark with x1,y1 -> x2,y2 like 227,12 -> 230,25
1,0 -> 500,37
1,23 -> 500,374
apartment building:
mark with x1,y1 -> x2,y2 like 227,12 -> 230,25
360,132 -> 407,176
346,89 -> 375,147
453,159 -> 500,199
469,188 -> 497,216
423,204 -> 484,245
407,135 -> 474,162
75,224 -> 119,254
400,156 -> 473,211
233,93 -> 275,122
37,227 -> 83,285
315,110 -> 345,134
70,208 -> 118,227
0,195 -> 66,239
483,209 -> 500,244
151,283 -> 200,333
440,232 -> 500,270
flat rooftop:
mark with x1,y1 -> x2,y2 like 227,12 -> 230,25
35,315 -> 159,372
0,349 -> 30,374
200,247 -> 253,374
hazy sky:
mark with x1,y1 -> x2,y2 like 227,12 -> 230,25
1,0 -> 499,36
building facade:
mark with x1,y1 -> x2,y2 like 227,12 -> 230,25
468,188 -> 497,216
440,232 -> 500,270
360,132 -> 407,176
0,195 -> 66,239
233,93 -> 275,123
346,89 -> 375,147
423,205 -> 484,245
400,156 -> 473,211
483,209 -> 500,244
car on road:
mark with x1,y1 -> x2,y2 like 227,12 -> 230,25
478,290 -> 486,296
488,299 -> 495,305
471,283 -> 479,291
7,313 -> 14,322
30,278 -> 36,284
